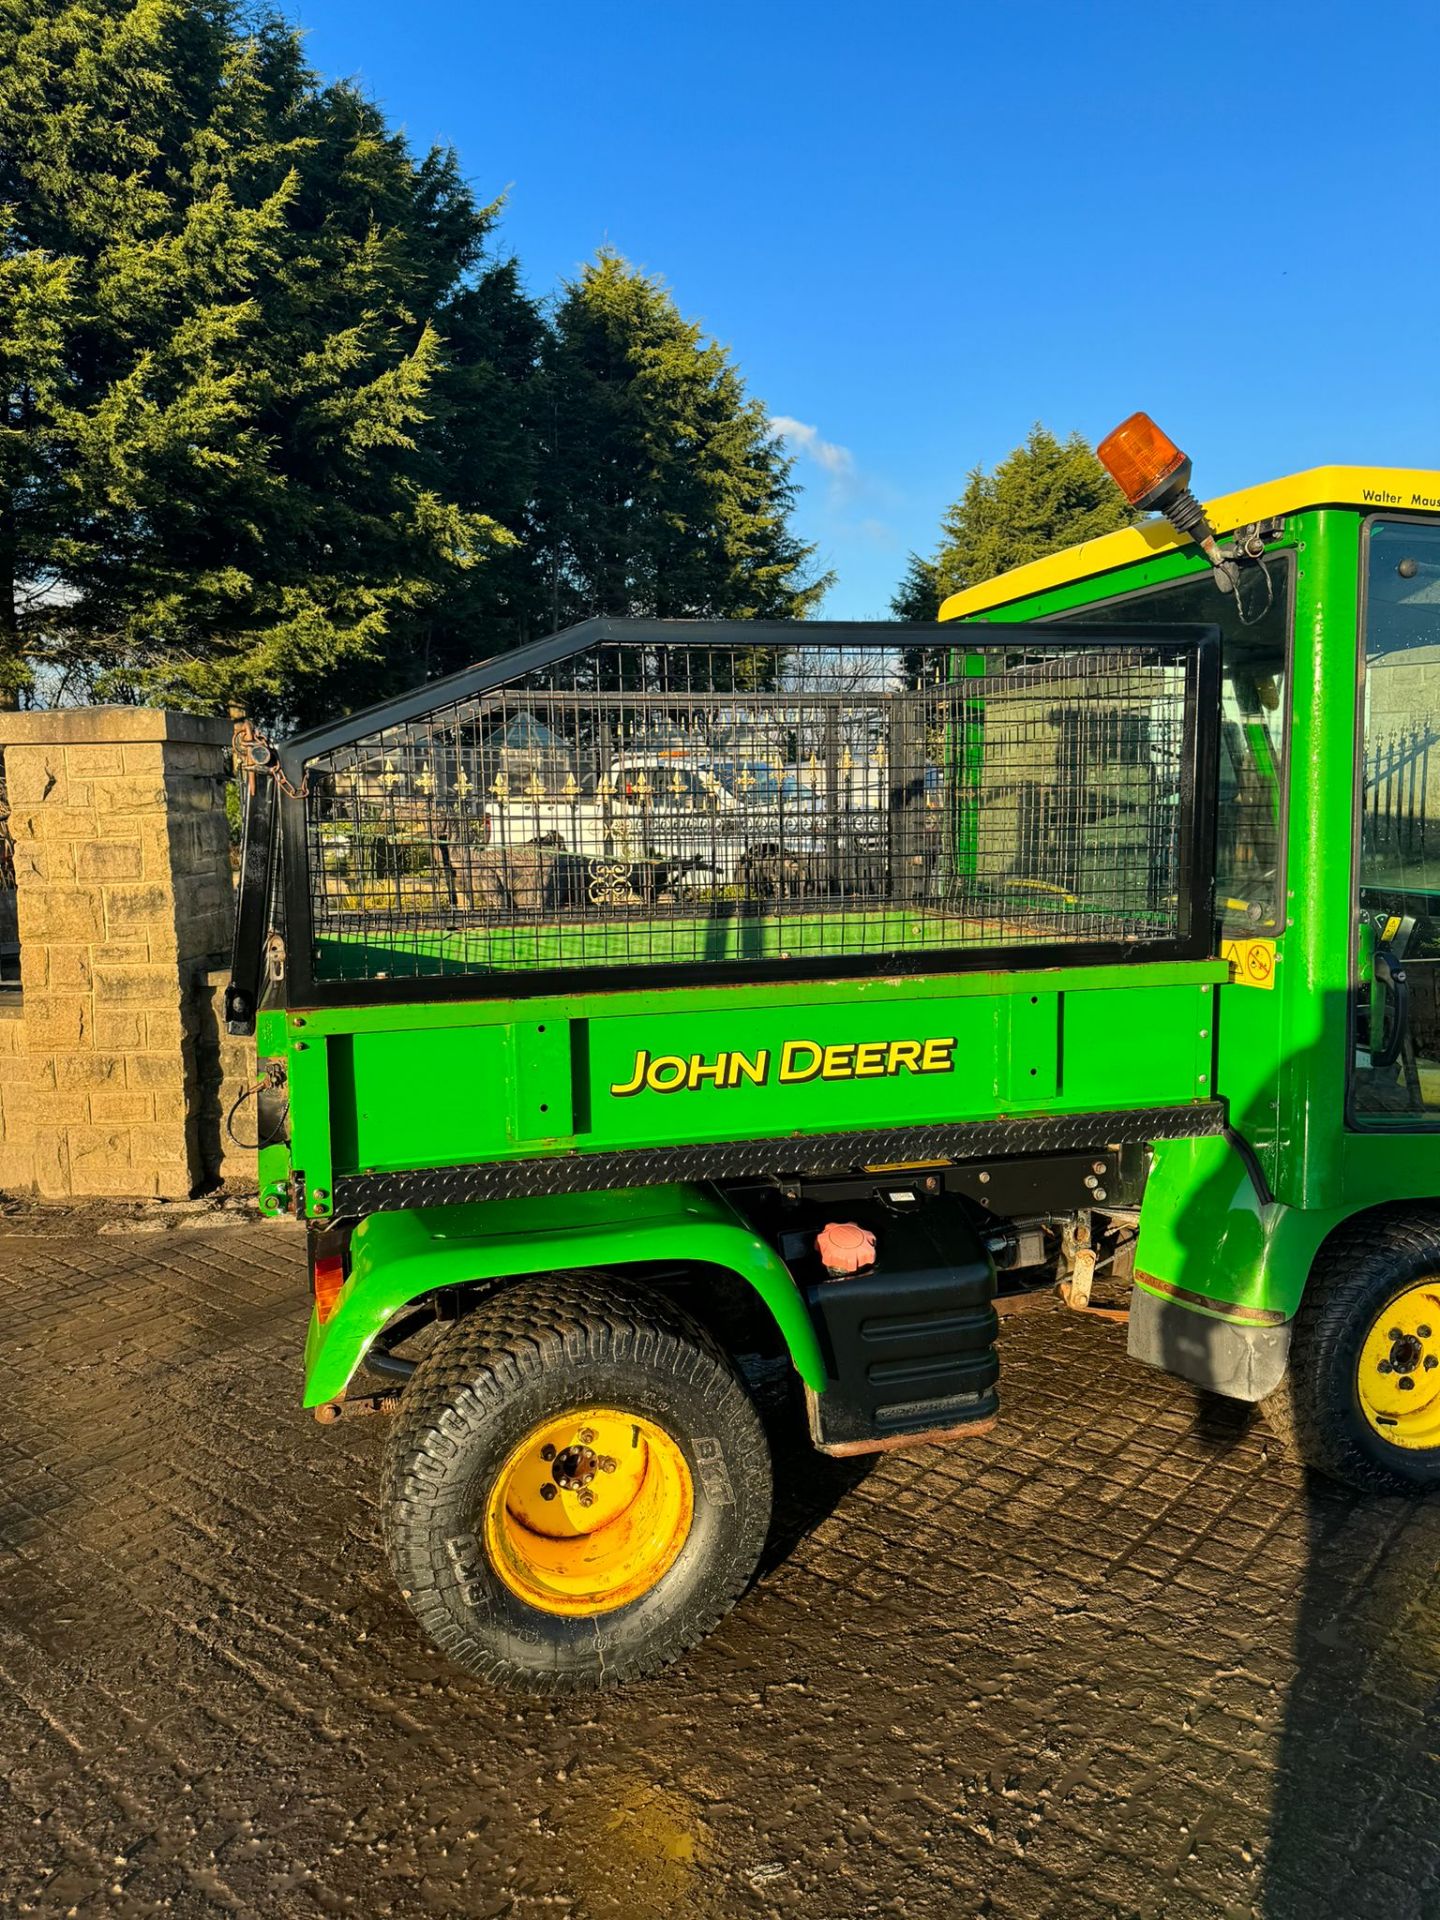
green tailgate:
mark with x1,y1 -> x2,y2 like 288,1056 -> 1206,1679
261,959 -> 1225,1213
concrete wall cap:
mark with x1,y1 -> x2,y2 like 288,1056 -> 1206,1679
0,707 -> 232,748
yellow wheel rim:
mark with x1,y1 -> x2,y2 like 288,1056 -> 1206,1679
1357,1280 -> 1440,1449
482,1407 -> 694,1616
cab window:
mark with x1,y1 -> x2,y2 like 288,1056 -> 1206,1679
1353,521 -> 1440,1118
1069,561 -> 1291,935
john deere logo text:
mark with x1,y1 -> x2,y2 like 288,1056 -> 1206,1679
610,1037 -> 956,1097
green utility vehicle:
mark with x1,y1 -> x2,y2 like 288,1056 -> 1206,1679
229,417 -> 1440,1690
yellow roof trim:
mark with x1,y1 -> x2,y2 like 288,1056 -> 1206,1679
937,465 -> 1440,620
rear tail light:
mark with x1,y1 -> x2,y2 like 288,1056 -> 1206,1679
312,1250 -> 346,1325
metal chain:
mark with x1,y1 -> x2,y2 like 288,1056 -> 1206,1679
232,718 -> 309,798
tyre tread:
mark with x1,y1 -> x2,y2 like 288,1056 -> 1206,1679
1265,1208 -> 1440,1494
381,1272 -> 770,1692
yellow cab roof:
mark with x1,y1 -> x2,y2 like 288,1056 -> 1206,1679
938,465 -> 1440,620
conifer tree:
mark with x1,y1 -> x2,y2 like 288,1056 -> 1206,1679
892,425 -> 1135,617
890,552 -> 942,624
535,253 -> 829,628
0,0 -> 537,721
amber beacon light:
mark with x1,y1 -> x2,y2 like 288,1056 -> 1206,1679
1097,411 -> 1238,590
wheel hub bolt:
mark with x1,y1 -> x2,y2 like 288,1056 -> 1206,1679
1389,1332 -> 1424,1375
539,1483 -> 557,1501
577,1488 -> 596,1508
539,1444 -> 556,1461
578,1428 -> 596,1444
1399,1377 -> 1417,1392
599,1455 -> 617,1473
1420,1325 -> 1433,1339
551,1443 -> 599,1490
1378,1360 -> 1394,1374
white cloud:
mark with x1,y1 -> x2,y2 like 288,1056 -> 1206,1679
768,415 -> 856,481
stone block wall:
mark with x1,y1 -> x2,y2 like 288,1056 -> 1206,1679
0,1000 -> 27,1192
0,708 -> 238,1198
200,966 -> 263,1192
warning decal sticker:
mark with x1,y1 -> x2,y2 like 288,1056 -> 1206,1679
1221,938 -> 1277,990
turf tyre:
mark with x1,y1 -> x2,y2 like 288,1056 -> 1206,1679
1263,1211 -> 1440,1494
381,1273 -> 772,1691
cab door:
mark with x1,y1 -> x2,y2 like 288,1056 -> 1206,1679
1353,518 -> 1440,1122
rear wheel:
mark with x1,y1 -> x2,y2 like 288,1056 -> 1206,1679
1265,1213 -> 1440,1493
381,1275 -> 772,1691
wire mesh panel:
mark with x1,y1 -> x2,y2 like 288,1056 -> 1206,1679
284,622 -> 1212,995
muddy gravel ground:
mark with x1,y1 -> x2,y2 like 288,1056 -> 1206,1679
1,1209 -> 1439,1919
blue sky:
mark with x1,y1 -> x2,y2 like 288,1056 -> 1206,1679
291,0 -> 1440,618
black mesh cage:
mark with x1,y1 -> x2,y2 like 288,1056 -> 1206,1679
263,618 -> 1219,1006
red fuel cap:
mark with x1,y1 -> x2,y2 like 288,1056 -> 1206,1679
817,1221 -> 877,1276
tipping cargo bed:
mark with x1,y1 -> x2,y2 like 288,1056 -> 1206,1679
229,616 -> 1220,1022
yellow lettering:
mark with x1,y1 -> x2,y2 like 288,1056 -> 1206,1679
921,1037 -> 956,1073
780,1039 -> 823,1083
728,1050 -> 768,1086
854,1042 -> 886,1077
611,1050 -> 649,1097
688,1054 -> 725,1088
822,1043 -> 856,1079
646,1055 -> 689,1092
887,1039 -> 923,1074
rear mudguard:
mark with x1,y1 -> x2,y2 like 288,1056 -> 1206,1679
302,1181 -> 825,1407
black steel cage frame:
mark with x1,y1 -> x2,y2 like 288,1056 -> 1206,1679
227,617 -> 1221,1031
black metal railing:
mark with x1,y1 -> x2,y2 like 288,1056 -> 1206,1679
1363,720 -> 1440,867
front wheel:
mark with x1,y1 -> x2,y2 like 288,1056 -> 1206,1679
381,1275 -> 772,1691
1265,1213 -> 1440,1494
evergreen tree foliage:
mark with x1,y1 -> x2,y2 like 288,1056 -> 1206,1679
415,256 -> 548,682
534,253 -> 829,629
893,425 -> 1136,617
1,13 -> 826,724
0,0 -> 539,721
889,551 -> 942,623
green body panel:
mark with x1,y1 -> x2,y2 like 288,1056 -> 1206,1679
968,507 -> 1440,1324
302,1182 -> 827,1406
263,959 -> 1224,1218
1129,1136 -> 1350,1321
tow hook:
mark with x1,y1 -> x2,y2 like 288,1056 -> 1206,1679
1059,1213 -> 1130,1325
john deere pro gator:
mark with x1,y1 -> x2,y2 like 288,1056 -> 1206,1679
228,414 -> 1440,1689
